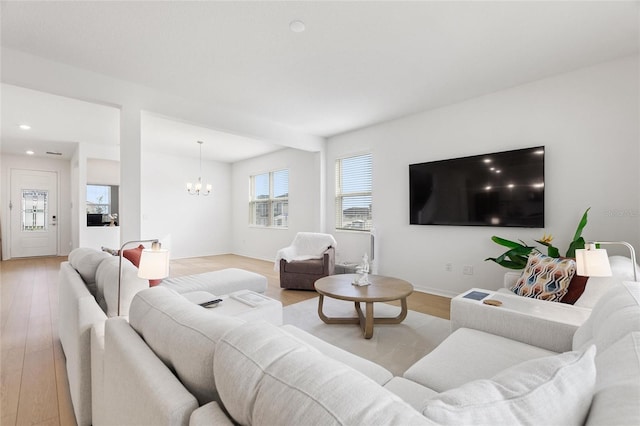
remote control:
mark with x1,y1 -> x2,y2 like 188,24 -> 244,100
199,299 -> 223,307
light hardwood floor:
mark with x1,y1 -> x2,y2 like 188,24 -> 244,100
1,254 -> 451,426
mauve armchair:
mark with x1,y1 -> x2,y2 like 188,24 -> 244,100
275,232 -> 337,290
279,247 -> 335,290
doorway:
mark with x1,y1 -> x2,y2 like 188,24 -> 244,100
9,169 -> 58,257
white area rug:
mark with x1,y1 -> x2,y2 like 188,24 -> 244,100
283,297 -> 451,376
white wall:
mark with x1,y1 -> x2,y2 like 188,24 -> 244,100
231,148 -> 322,261
3,48 -> 324,243
0,154 -> 72,258
327,55 -> 640,297
87,158 -> 120,185
141,150 -> 232,259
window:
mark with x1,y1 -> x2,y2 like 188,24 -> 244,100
86,184 -> 119,226
335,153 -> 372,231
87,185 -> 111,214
21,190 -> 48,231
250,169 -> 289,228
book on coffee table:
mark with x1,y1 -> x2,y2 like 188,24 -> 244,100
462,290 -> 490,301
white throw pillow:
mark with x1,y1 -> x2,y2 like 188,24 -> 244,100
421,345 -> 596,426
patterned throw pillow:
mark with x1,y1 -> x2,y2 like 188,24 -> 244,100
511,253 -> 576,302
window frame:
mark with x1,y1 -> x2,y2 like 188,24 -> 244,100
335,152 -> 373,232
249,169 -> 289,228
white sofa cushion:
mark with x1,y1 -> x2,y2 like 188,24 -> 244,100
573,282 -> 640,352
161,268 -> 267,295
587,331 -> 640,426
572,256 -> 638,308
421,345 -> 597,426
608,255 -> 640,280
280,324 -> 393,385
103,318 -> 199,426
214,321 -> 430,426
128,286 -> 245,405
573,275 -> 620,309
403,327 -> 556,392
189,402 -> 234,426
68,247 -> 111,296
95,256 -> 149,316
383,377 -> 438,411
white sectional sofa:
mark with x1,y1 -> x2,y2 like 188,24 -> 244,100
58,247 -> 268,426
92,277 -> 640,425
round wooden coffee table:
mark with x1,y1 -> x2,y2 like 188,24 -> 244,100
314,274 -> 414,339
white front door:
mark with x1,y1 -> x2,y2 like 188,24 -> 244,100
10,169 -> 58,257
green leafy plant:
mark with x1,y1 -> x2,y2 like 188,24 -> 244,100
485,207 -> 590,269
484,237 -> 538,269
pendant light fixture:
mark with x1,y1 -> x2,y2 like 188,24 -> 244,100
186,140 -> 212,196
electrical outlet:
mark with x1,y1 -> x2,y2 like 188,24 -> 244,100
463,265 -> 473,275
445,263 -> 453,272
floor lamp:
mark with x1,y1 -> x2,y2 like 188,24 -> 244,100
118,239 -> 170,315
575,241 -> 638,282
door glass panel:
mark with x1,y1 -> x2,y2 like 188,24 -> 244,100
22,190 -> 48,231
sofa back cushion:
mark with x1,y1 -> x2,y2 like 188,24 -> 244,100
95,256 -> 149,316
574,257 -> 640,308
573,282 -> 640,353
68,247 -> 111,296
587,331 -> 640,425
421,345 -> 596,425
128,286 -> 244,405
214,321 -> 429,426
609,255 -> 640,280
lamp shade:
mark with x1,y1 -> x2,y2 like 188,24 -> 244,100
138,247 -> 170,279
575,247 -> 612,277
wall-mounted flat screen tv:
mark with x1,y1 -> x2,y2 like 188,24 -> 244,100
409,146 -> 545,228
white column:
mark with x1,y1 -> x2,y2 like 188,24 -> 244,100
119,105 -> 142,242
318,139 -> 327,233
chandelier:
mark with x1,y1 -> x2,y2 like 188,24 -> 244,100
186,140 -> 212,196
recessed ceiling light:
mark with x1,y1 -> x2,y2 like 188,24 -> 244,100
19,124 -> 31,130
289,20 -> 306,33
26,150 -> 35,155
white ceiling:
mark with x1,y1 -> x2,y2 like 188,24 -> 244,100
1,84 -> 120,159
1,1 -> 638,161
1,84 -> 283,161
142,112 -> 283,163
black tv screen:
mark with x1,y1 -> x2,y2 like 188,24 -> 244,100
409,146 -> 545,227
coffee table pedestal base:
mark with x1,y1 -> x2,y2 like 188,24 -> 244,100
317,294 -> 409,339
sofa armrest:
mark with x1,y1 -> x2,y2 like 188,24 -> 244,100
58,262 -> 108,426
90,321 -> 106,426
103,318 -> 198,426
450,289 -> 592,352
503,271 -> 520,289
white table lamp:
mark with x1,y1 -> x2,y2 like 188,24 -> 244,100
138,242 -> 170,280
575,241 -> 637,282
118,239 -> 170,315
